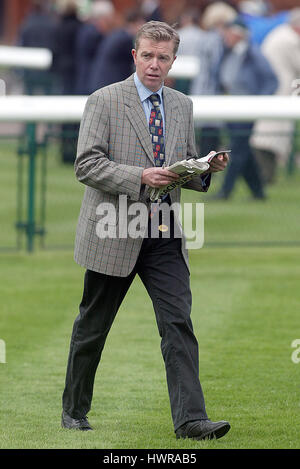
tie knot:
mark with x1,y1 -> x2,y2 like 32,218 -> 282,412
149,94 -> 160,106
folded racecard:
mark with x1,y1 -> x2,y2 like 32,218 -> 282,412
148,151 -> 230,202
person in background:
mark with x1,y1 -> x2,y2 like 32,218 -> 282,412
74,1 -> 115,95
188,2 -> 237,157
52,0 -> 82,164
53,0 -> 82,95
175,8 -> 205,95
200,0 -> 237,29
214,17 -> 278,200
250,8 -> 300,184
143,0 -> 163,21
89,9 -> 146,93
18,0 -> 58,95
238,0 -> 289,45
177,8 -> 204,56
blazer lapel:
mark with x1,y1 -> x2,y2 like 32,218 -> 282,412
163,87 -> 180,167
123,75 -> 180,168
123,75 -> 154,165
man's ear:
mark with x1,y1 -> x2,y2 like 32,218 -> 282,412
131,49 -> 137,64
170,55 -> 177,69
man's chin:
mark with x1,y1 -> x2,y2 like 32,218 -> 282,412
145,76 -> 162,91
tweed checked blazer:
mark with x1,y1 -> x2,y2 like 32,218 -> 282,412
74,74 -> 210,277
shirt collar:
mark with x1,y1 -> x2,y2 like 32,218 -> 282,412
134,72 -> 164,104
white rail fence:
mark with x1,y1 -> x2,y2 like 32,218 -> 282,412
0,45 -> 52,70
0,95 -> 299,122
0,46 -> 299,252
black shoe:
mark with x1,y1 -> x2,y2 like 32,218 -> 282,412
176,419 -> 230,440
61,410 -> 93,431
252,194 -> 266,200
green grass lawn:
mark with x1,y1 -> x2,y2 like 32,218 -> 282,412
0,140 -> 300,449
0,247 -> 299,449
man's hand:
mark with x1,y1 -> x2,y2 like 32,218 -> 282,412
207,151 -> 230,173
142,167 -> 179,188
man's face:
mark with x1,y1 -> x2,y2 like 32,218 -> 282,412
132,38 -> 176,92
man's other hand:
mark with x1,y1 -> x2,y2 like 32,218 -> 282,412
207,151 -> 230,173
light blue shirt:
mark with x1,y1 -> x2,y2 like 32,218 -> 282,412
134,72 -> 165,135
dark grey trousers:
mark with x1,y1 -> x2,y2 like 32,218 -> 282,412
62,235 -> 208,431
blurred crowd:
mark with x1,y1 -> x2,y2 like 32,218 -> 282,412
16,0 -> 300,198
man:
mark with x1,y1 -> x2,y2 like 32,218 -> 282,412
18,0 -> 58,95
214,17 -> 278,200
250,8 -> 300,183
74,0 -> 116,95
52,1 -> 82,164
238,0 -> 289,45
189,2 -> 236,158
61,21 -> 230,441
88,9 -> 145,93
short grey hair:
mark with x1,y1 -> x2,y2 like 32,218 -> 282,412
201,2 -> 237,30
135,21 -> 180,55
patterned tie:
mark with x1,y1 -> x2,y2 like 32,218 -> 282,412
148,94 -> 169,235
149,93 -> 165,167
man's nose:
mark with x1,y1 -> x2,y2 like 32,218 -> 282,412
150,58 -> 159,69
